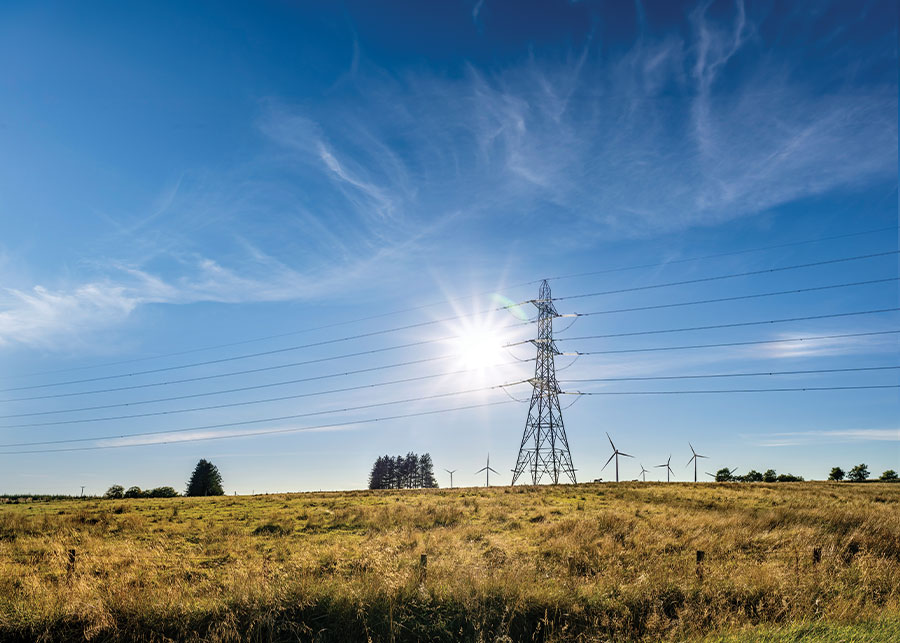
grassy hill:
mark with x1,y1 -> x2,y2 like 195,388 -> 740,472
1,481 -> 898,641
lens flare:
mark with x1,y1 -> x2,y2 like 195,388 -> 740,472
491,293 -> 530,321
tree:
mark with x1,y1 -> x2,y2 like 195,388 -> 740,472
714,468 -> 734,482
104,484 -> 125,499
418,453 -> 438,488
763,469 -> 777,483
847,463 -> 870,483
828,467 -> 845,481
742,470 -> 763,482
186,459 -> 224,496
147,486 -> 178,498
776,473 -> 803,482
368,453 -> 438,489
879,469 -> 898,482
124,486 -> 144,499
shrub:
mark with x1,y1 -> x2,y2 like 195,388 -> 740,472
880,470 -> 898,482
762,469 -> 777,483
124,486 -> 144,499
104,485 -> 125,499
776,473 -> 803,482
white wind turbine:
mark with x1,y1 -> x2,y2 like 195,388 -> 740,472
601,433 -> 633,483
686,443 -> 709,482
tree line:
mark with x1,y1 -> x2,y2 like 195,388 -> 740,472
369,452 -> 438,489
828,464 -> 897,482
102,459 -> 225,498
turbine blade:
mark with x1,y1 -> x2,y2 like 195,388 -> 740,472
487,467 -> 498,474
601,452 -> 616,471
698,454 -> 709,459
619,452 -> 634,458
689,442 -> 696,456
686,457 -> 694,467
607,432 -> 615,450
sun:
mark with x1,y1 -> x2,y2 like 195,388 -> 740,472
452,325 -> 506,371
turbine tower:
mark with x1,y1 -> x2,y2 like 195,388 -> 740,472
476,454 -> 498,487
444,469 -> 457,488
686,443 -> 708,482
511,280 -> 577,485
601,432 -> 633,483
655,455 -> 674,482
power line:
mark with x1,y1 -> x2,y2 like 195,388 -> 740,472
7,276 -> 886,403
0,320 -> 531,394
562,385 -> 899,396
0,370 -> 531,428
552,250 -> 898,303
4,250 -> 894,395
0,399 -> 516,455
9,225 -> 894,382
551,308 -> 900,342
0,351 -> 533,404
561,330 -> 900,356
567,278 -> 898,318
534,225 -> 899,285
559,365 -> 900,383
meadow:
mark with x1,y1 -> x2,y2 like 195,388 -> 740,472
1,481 -> 898,642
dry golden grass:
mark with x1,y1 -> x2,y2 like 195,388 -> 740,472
1,481 -> 898,641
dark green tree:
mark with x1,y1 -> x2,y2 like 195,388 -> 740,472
828,467 -> 845,481
847,463 -> 870,483
880,470 -> 898,482
763,469 -> 777,483
148,486 -> 179,498
776,473 -> 803,482
714,468 -> 734,482
419,453 -> 438,488
104,484 -> 125,499
742,470 -> 763,482
124,485 -> 144,498
186,459 -> 224,496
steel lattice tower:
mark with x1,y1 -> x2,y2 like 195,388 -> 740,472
511,280 -> 577,485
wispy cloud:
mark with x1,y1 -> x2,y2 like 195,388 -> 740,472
94,423 -> 358,448
750,428 -> 900,447
256,4 -> 895,243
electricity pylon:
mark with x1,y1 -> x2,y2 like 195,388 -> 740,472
511,280 -> 576,485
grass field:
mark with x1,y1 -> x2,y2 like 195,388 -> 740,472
1,481 -> 898,642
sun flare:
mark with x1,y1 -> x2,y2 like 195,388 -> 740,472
453,326 -> 505,371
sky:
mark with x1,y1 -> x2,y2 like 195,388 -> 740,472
0,0 -> 897,494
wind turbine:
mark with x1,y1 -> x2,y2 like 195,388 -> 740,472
476,454 -> 498,487
444,469 -> 457,488
639,464 -> 649,482
601,433 -> 633,483
655,455 -> 674,482
686,443 -> 709,482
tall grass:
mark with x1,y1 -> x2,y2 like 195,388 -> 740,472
0,482 -> 897,641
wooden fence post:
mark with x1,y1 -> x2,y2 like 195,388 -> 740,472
419,553 -> 427,583
67,548 -> 76,577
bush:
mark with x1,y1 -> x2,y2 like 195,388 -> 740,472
742,470 -> 763,482
776,473 -> 804,482
880,470 -> 898,482
763,469 -> 777,483
104,485 -> 125,499
848,463 -> 870,482
124,486 -> 144,499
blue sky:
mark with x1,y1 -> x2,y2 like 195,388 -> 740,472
0,0 -> 897,494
